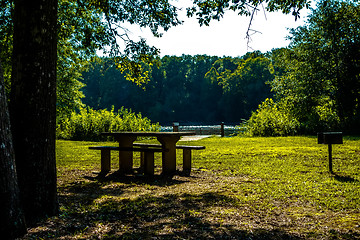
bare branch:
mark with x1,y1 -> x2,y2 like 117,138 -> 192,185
245,3 -> 266,51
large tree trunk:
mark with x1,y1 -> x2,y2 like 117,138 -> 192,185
10,0 -> 59,225
0,59 -> 27,239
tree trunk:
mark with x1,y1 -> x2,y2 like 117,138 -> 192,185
0,59 -> 27,238
10,0 -> 59,225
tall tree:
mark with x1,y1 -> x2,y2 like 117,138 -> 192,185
10,0 -> 59,225
205,53 -> 273,121
0,59 -> 27,239
270,0 -> 360,133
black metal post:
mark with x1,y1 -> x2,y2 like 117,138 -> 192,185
328,144 -> 333,173
220,122 -> 225,137
173,122 -> 179,132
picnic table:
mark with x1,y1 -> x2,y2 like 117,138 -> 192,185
101,131 -> 196,175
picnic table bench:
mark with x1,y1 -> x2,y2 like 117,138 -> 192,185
89,146 -> 168,176
133,143 -> 205,174
102,131 -> 196,174
89,140 -> 205,175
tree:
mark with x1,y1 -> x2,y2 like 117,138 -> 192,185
9,0 -> 59,226
270,0 -> 360,133
0,59 -> 27,239
0,0 -> 13,95
205,52 -> 273,121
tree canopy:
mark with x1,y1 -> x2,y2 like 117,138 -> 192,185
249,0 -> 360,135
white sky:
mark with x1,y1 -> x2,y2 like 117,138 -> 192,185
124,1 -> 313,57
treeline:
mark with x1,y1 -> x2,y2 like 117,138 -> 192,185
81,52 -> 273,124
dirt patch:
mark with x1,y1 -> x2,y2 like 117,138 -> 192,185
180,135 -> 214,141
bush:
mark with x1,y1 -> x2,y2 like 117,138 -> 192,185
245,98 -> 299,136
56,106 -> 160,141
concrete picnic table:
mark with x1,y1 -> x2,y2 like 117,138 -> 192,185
101,131 -> 195,175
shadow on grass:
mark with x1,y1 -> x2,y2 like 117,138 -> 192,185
21,174 -> 306,240
60,193 -> 305,239
332,173 -> 358,183
22,173 -> 358,240
98,170 -> 190,186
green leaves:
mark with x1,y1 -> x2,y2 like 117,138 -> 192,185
205,52 -> 273,119
56,106 -> 160,141
246,98 -> 300,136
187,0 -> 310,26
113,39 -> 160,85
266,0 -> 311,20
268,0 -> 360,133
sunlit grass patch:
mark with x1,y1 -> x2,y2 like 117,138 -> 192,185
195,136 -> 359,209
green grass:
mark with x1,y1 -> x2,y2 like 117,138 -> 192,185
23,136 -> 360,239
193,136 -> 360,210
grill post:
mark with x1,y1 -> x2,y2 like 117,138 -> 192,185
317,132 -> 343,173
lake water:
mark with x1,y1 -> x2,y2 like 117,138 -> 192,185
160,125 -> 242,136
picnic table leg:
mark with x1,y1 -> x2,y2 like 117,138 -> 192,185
116,136 -> 137,174
139,151 -> 145,173
183,149 -> 192,174
157,136 -> 180,175
139,146 -> 149,173
100,148 -> 111,173
143,152 -> 155,176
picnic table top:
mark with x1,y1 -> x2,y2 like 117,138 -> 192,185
101,131 -> 196,137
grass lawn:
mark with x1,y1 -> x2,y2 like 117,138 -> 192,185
22,136 -> 359,239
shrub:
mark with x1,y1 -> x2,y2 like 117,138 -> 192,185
245,98 -> 299,136
56,106 -> 160,141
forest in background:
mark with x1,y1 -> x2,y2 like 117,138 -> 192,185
81,51 -> 273,125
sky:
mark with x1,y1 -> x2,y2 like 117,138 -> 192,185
124,2 -> 313,57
